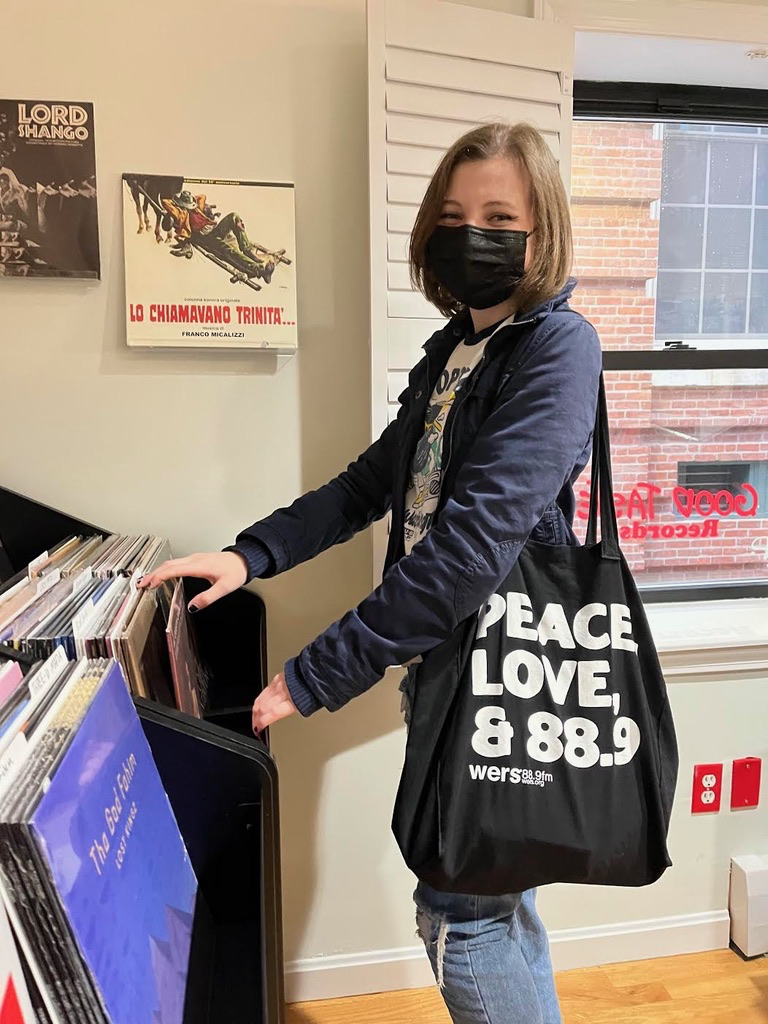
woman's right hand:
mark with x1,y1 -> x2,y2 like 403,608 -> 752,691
135,551 -> 249,612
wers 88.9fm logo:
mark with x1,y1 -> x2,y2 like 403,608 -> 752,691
576,481 -> 759,542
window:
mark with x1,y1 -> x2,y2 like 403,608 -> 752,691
658,125 -> 768,340
569,369 -> 768,592
573,82 -> 768,601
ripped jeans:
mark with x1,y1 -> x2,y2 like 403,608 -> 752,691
414,882 -> 562,1024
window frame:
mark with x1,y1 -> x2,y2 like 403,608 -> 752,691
573,81 -> 768,601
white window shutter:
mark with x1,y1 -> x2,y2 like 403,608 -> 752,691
367,0 -> 574,576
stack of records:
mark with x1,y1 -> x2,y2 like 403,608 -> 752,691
0,535 -> 210,718
0,654 -> 199,1024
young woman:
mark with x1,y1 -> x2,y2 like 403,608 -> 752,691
138,121 -> 602,1024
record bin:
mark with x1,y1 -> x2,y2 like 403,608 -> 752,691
0,485 -> 284,1024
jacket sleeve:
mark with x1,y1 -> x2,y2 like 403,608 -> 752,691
286,319 -> 602,716
229,393 -> 409,581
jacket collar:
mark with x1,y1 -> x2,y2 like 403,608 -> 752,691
423,278 -> 577,353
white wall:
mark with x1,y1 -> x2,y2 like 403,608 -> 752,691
2,0 -> 768,1001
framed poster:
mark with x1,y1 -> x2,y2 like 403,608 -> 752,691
0,99 -> 100,279
122,174 -> 297,352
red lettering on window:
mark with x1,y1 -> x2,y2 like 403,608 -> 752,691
578,482 -> 755,530
673,484 -> 757,519
734,484 -> 759,518
612,520 -> 721,543
577,482 -> 662,522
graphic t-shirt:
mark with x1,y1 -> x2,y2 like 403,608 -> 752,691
403,336 -> 489,555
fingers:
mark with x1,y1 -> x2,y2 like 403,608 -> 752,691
188,579 -> 232,613
252,676 -> 298,734
136,555 -> 210,591
251,696 -> 296,734
135,556 -> 196,590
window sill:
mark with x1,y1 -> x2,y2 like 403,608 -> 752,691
644,598 -> 768,681
651,367 -> 768,387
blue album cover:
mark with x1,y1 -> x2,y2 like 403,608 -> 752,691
29,663 -> 197,1024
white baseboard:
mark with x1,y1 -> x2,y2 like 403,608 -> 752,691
548,909 -> 731,973
284,909 -> 731,1004
285,945 -> 435,1004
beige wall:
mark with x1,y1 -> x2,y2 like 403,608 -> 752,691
2,0 -> 768,984
542,677 -> 768,929
0,0 -> 409,966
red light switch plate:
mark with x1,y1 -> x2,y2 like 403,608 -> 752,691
692,763 -> 723,813
731,757 -> 762,809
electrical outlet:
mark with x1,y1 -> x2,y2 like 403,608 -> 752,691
692,763 -> 723,813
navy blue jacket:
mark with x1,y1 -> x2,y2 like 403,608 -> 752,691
231,280 -> 602,716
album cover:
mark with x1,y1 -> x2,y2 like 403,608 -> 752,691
0,99 -> 99,279
166,581 -> 205,718
123,173 -> 297,351
28,662 -> 198,1024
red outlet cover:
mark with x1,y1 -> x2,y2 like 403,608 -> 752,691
692,763 -> 723,814
731,757 -> 762,810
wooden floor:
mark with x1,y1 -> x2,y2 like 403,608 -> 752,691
285,950 -> 768,1024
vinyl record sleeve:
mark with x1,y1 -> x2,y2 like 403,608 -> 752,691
123,173 -> 297,351
29,663 -> 198,1024
0,99 -> 99,279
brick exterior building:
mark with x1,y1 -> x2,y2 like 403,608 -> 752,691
570,120 -> 768,587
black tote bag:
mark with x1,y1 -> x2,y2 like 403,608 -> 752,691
392,375 -> 679,896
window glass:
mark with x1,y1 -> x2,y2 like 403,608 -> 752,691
708,141 -> 753,204
573,110 -> 768,595
705,208 -> 750,270
660,207 -> 704,269
757,145 -> 768,204
572,119 -> 768,346
656,272 -> 700,336
677,462 -> 768,517
713,124 -> 759,135
663,137 -> 707,203
753,210 -> 768,269
751,273 -> 768,333
572,370 -> 768,588
702,272 -> 747,334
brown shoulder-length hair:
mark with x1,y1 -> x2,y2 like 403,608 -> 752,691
409,122 -> 572,318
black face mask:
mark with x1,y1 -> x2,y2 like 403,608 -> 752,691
425,224 -> 532,310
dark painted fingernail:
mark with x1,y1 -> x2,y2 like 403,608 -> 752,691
188,604 -> 199,614
135,575 -> 144,583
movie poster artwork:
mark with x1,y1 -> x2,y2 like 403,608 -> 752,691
0,99 -> 100,279
122,174 -> 298,351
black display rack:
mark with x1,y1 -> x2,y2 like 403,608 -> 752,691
0,485 -> 284,1024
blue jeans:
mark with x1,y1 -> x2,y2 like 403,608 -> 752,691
414,882 -> 562,1024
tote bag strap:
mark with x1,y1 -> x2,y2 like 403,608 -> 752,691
585,373 -> 621,560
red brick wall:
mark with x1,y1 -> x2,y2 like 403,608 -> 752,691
571,121 -> 768,586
